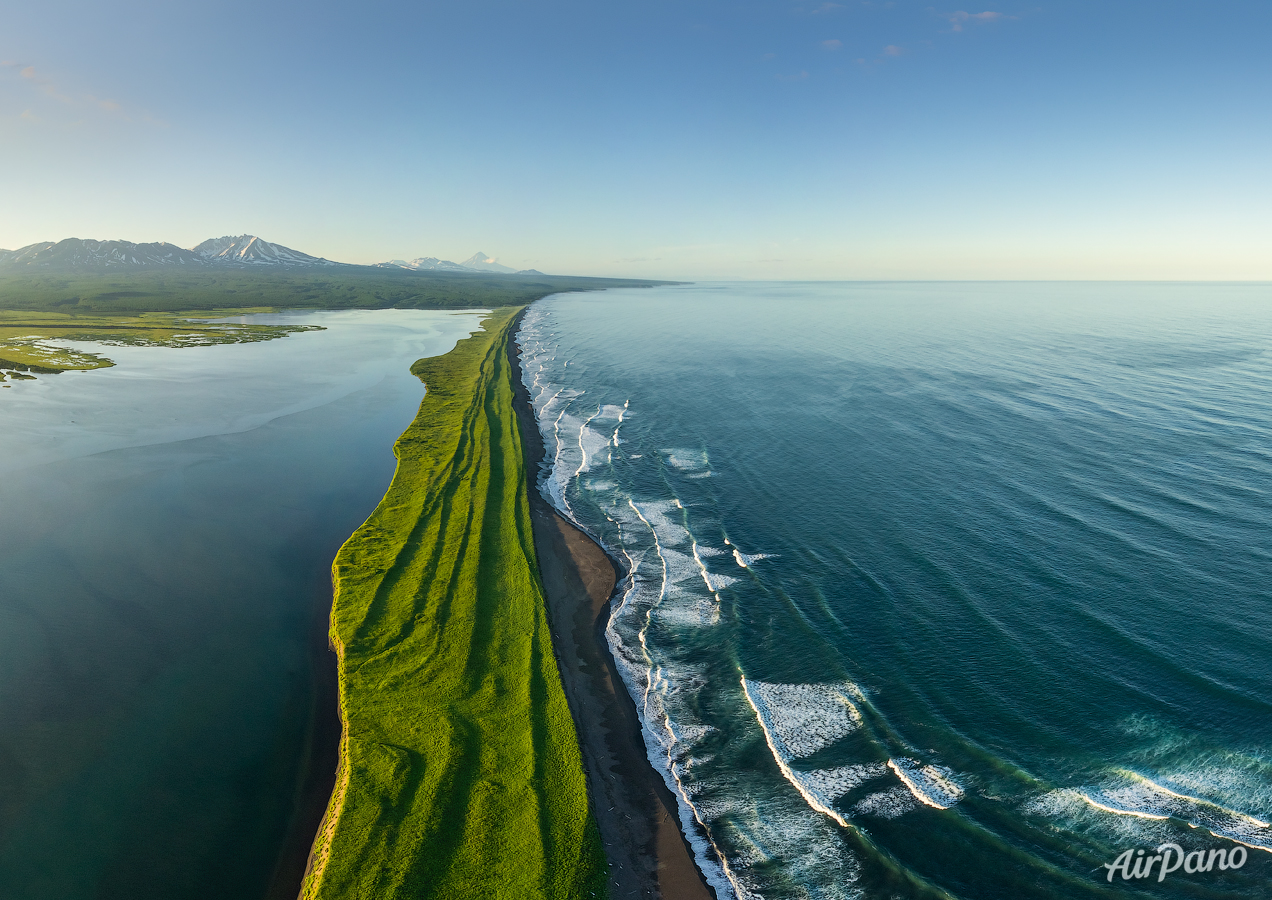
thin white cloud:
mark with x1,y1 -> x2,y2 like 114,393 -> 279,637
822,39 -> 842,50
3,61 -> 151,126
944,10 -> 1006,32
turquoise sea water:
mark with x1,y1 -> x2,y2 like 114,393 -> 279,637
518,283 -> 1272,899
0,309 -> 488,899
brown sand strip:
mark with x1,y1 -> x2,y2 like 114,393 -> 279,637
509,310 -> 716,900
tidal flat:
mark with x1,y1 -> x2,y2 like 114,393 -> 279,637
0,309 -> 490,900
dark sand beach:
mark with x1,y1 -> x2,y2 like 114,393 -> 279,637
508,312 -> 715,900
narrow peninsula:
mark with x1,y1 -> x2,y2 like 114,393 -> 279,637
300,308 -> 606,899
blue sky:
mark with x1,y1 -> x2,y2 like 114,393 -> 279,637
2,1 -> 1269,279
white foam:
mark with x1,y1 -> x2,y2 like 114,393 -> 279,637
518,307 -> 865,899
854,787 -> 920,819
1076,770 -> 1272,852
631,498 -> 691,548
1023,787 -> 1178,847
794,763 -> 890,804
691,541 -> 739,593
733,548 -> 775,567
662,447 -> 711,473
742,680 -> 863,759
887,758 -> 965,809
574,411 -> 611,477
742,679 -> 853,828
724,536 -> 776,567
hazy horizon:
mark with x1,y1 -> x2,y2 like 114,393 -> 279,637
4,1 -> 1270,281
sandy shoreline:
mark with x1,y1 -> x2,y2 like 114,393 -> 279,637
508,309 -> 715,900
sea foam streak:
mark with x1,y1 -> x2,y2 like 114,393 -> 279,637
742,679 -> 856,827
725,537 -> 776,568
518,305 -> 865,900
1076,771 -> 1272,852
520,308 -> 740,898
887,758 -> 965,809
741,680 -> 863,759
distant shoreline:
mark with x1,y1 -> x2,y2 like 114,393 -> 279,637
507,306 -> 716,900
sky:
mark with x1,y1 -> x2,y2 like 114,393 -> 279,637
2,0 -> 1270,280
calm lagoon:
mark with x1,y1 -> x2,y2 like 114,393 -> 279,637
0,309 -> 488,900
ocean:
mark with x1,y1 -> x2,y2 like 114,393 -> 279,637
517,282 -> 1272,899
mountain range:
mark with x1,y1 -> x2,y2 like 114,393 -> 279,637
0,236 -> 532,274
376,252 -> 520,274
0,235 -> 336,270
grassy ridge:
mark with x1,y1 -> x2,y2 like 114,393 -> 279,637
301,307 -> 606,900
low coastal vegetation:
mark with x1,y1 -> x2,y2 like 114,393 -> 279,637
0,267 -> 662,314
301,307 -> 607,899
0,309 -> 319,372
0,268 -> 665,373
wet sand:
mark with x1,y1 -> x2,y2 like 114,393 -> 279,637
508,311 -> 715,900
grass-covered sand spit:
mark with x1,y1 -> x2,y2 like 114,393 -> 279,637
301,307 -> 606,900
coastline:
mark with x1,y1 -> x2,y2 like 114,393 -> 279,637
507,307 -> 716,900
263,563 -> 343,900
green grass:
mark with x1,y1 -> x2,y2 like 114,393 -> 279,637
301,307 -> 607,900
0,267 -> 669,372
0,309 -> 318,371
0,267 -> 668,314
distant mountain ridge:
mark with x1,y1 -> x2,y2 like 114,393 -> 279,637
0,239 -> 206,269
0,235 -> 338,271
379,257 -> 476,272
0,236 -> 538,275
375,251 -> 524,275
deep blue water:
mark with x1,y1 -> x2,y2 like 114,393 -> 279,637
518,283 -> 1272,900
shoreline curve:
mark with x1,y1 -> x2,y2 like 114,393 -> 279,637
507,305 -> 716,900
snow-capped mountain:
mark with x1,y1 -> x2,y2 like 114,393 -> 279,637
374,252 -> 521,274
192,235 -> 336,267
377,257 -> 475,272
460,252 -> 518,274
0,237 -> 532,274
0,235 -> 340,270
0,239 -> 206,269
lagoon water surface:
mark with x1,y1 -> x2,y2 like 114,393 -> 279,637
0,309 -> 488,899
520,283 -> 1272,900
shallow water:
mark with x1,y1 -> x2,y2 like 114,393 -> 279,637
0,309 -> 489,899
518,283 -> 1272,899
